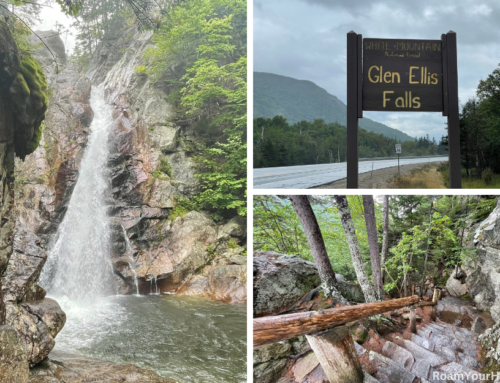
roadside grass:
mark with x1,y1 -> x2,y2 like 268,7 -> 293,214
390,164 -> 446,189
437,163 -> 500,188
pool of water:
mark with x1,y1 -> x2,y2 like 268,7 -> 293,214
51,294 -> 247,382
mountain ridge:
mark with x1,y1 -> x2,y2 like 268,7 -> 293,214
254,71 -> 414,142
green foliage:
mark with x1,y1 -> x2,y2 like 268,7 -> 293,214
227,238 -> 239,248
254,117 -> 447,168
253,195 -> 376,281
254,72 -> 415,141
135,65 -> 148,74
146,0 -> 247,216
169,205 -> 188,220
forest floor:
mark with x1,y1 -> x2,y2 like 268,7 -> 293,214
311,162 -> 447,189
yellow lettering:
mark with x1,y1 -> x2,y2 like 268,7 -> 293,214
384,72 -> 392,83
368,66 -> 379,83
413,97 -> 421,108
392,72 -> 400,84
431,73 -> 438,85
395,97 -> 405,108
383,91 -> 394,107
409,66 -> 419,84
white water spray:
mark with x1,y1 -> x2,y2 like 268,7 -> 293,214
40,85 -> 116,302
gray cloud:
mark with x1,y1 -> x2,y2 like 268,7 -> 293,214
254,0 -> 500,139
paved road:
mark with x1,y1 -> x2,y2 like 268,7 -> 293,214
254,157 -> 449,189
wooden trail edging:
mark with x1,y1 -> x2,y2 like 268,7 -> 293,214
254,295 -> 420,348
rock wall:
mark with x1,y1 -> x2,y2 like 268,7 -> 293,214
466,198 -> 500,322
11,21 -> 246,304
83,23 -> 247,302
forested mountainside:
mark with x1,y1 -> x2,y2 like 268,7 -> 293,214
254,72 -> 414,141
0,0 -> 247,381
253,116 -> 447,168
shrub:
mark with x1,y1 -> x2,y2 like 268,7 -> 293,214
483,168 -> 493,184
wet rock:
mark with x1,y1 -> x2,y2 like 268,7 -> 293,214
1,228 -> 66,365
0,325 -> 29,383
6,298 -> 66,365
472,316 -> 486,334
28,350 -> 178,382
177,255 -> 247,303
28,30 -> 67,67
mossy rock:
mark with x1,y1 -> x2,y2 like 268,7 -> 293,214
13,54 -> 48,159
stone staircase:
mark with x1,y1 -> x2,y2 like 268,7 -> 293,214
359,319 -> 482,383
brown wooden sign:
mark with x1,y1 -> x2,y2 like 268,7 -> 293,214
346,31 -> 461,188
362,38 -> 443,112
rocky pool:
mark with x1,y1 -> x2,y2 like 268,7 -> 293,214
51,294 -> 247,382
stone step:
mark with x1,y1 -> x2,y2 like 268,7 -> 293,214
381,341 -> 414,371
428,362 -> 480,383
410,333 -> 435,351
392,337 -> 447,379
369,351 -> 416,383
363,371 -> 381,383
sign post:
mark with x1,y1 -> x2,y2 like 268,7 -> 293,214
395,144 -> 401,178
346,31 -> 461,188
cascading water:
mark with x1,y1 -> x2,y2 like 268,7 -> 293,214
36,81 -> 246,383
40,84 -> 115,302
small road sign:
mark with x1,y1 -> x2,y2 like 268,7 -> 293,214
395,144 -> 402,154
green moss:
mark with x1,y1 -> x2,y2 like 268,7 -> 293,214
462,294 -> 471,300
228,238 -> 239,248
169,205 -> 189,220
16,54 -> 48,157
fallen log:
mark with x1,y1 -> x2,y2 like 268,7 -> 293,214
254,295 -> 419,348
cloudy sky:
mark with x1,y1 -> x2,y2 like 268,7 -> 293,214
254,0 -> 500,140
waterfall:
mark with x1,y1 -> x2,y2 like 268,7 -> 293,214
122,225 -> 139,295
40,85 -> 115,303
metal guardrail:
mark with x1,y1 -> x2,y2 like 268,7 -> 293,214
358,155 -> 448,162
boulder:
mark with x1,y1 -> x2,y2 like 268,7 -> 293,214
445,269 -> 467,297
177,256 -> 247,303
6,298 -> 66,365
254,251 -> 321,317
254,251 -> 364,317
0,325 -> 29,383
2,229 -> 66,365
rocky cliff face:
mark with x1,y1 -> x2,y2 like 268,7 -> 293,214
83,23 -> 247,302
11,22 -> 246,304
466,198 -> 500,322
0,18 -> 59,381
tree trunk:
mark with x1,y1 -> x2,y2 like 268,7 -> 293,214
289,195 -> 348,305
306,326 -> 364,383
254,295 -> 419,347
362,195 -> 384,301
334,195 -> 376,303
420,200 -> 433,298
381,196 -> 389,286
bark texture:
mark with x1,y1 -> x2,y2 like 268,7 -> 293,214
362,195 -> 384,301
253,295 -> 419,347
289,195 -> 347,305
381,196 -> 389,285
334,195 -> 376,303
